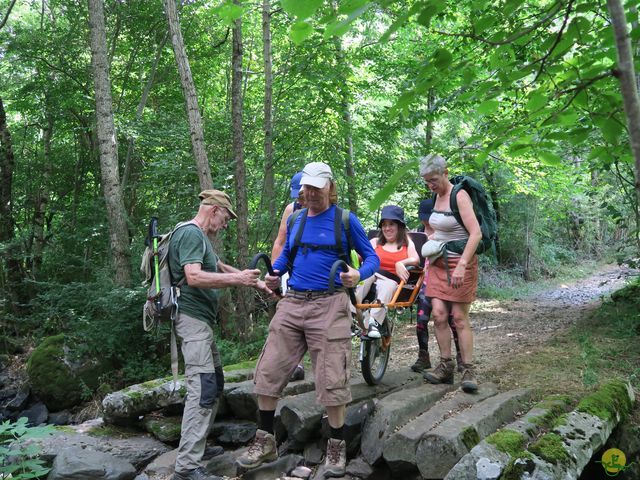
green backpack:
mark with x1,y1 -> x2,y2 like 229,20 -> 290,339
440,175 -> 498,256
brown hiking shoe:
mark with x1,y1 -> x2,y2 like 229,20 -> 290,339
236,429 -> 277,469
423,358 -> 455,385
411,349 -> 431,372
323,438 -> 347,478
456,350 -> 464,373
460,363 -> 478,393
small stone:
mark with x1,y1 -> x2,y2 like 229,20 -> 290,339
476,457 -> 502,480
291,465 -> 313,478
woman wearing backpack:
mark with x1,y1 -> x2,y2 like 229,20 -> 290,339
419,154 -> 482,393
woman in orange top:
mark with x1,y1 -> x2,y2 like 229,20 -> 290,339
357,205 -> 419,338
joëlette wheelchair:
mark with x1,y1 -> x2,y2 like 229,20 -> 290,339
329,231 -> 428,385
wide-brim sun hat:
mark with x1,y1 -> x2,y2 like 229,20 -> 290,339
290,171 -> 303,198
379,205 -> 406,227
418,199 -> 434,221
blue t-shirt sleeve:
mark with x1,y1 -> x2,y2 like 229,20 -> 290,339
349,213 -> 379,280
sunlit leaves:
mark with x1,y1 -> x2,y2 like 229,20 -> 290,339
477,99 -> 499,115
212,0 -> 245,26
367,160 -> 419,211
289,21 -> 314,44
281,0 -> 323,20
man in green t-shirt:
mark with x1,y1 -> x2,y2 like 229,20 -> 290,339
170,189 -> 271,480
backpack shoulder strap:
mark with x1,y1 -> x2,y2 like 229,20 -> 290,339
449,177 -> 466,229
336,206 -> 353,265
287,208 -> 308,274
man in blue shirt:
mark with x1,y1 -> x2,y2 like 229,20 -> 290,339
237,162 -> 379,477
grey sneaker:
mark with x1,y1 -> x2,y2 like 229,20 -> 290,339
172,467 -> 223,480
423,358 -> 455,385
460,363 -> 478,393
236,429 -> 277,469
323,438 -> 347,478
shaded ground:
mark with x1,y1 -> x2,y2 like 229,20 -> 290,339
354,264 -> 639,398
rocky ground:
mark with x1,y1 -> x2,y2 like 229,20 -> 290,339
352,263 -> 639,390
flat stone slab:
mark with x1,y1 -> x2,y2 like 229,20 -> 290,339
384,383 -> 499,475
277,369 -> 423,446
225,376 -> 317,421
416,389 -> 532,478
47,446 -> 137,480
361,382 -> 456,465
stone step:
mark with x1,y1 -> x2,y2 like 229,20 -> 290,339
444,395 -> 573,480
383,383 -> 499,475
416,388 -> 532,479
276,369 -> 423,448
361,382 -> 456,465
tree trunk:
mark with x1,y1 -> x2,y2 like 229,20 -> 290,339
87,0 -> 132,286
607,0 -> 640,248
164,0 -> 213,191
0,97 -> 26,312
335,39 -> 358,213
261,0 -> 276,232
32,108 -> 53,278
232,8 -> 252,336
425,89 -> 434,148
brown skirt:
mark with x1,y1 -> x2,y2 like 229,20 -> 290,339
426,254 -> 478,304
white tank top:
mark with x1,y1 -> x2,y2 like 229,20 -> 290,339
429,210 -> 469,247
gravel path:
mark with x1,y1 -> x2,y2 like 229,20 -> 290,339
351,264 -> 639,383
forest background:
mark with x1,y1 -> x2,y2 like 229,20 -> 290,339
0,0 -> 639,394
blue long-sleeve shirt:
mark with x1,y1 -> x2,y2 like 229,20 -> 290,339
273,205 -> 379,291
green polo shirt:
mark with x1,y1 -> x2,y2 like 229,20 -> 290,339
169,224 -> 219,325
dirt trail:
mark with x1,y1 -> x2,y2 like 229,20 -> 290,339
377,264 -> 638,381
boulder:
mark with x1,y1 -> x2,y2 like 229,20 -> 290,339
22,428 -> 171,470
27,334 -> 107,411
142,415 -> 182,443
6,386 -> 30,411
241,454 -> 303,480
46,446 -> 136,480
18,401 -> 49,426
210,419 -> 257,446
48,410 -> 72,426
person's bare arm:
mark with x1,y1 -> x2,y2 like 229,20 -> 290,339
271,202 -> 294,261
184,263 -> 260,289
450,190 -> 482,288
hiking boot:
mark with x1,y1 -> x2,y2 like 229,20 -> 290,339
423,358 -> 455,385
460,363 -> 478,393
289,364 -> 305,382
236,429 -> 277,469
367,320 -> 381,339
456,350 -> 464,373
172,467 -> 223,480
323,438 -> 347,478
202,445 -> 224,460
410,349 -> 431,372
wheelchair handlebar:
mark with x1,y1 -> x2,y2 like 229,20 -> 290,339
249,253 -> 281,296
328,259 -> 357,306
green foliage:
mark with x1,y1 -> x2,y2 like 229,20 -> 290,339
485,429 -> 526,457
0,418 -> 55,480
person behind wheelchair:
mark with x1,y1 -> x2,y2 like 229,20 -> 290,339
356,205 -> 420,338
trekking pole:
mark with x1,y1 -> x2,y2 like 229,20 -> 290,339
328,259 -> 357,306
248,253 -> 281,296
148,217 -> 162,316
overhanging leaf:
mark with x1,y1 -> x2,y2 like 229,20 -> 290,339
281,0 -> 323,19
477,99 -> 499,115
289,21 -> 313,45
368,160 -> 419,212
539,151 -> 562,166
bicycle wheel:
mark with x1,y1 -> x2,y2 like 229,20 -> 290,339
361,337 -> 390,385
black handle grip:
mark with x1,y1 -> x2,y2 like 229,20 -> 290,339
328,260 -> 357,306
249,253 -> 281,296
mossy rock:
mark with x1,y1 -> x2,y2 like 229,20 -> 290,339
486,428 -> 526,457
529,433 -> 570,465
576,379 -> 633,422
27,334 -> 83,411
142,415 -> 182,443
